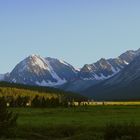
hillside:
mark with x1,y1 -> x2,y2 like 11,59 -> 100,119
0,82 -> 86,102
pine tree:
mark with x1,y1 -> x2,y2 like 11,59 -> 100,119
0,97 -> 18,137
41,97 -> 47,107
31,95 -> 40,107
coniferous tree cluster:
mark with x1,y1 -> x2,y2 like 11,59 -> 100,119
2,95 -> 70,108
1,95 -> 87,108
31,95 -> 68,107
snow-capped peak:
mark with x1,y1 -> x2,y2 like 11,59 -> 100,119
28,54 -> 48,70
8,55 -> 78,87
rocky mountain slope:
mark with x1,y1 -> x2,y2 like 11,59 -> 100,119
83,54 -> 140,100
62,49 -> 140,92
5,55 -> 78,87
79,49 -> 139,80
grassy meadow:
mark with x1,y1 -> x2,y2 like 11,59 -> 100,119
1,83 -> 140,139
6,105 -> 140,140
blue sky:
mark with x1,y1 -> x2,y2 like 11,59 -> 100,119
0,0 -> 140,73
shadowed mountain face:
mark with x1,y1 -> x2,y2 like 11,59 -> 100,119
83,55 -> 140,100
1,48 -> 140,94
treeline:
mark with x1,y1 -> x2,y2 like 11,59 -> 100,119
2,95 -> 83,108
0,82 -> 87,101
0,81 -> 81,97
0,82 -> 87,108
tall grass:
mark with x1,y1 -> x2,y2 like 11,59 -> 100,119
104,122 -> 140,140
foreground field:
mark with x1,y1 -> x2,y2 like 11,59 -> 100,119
6,105 -> 140,140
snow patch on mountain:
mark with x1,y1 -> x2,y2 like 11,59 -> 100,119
59,60 -> 70,67
36,79 -> 66,87
75,68 -> 81,72
123,60 -> 129,65
82,66 -> 120,81
108,62 -> 120,74
30,55 -> 48,70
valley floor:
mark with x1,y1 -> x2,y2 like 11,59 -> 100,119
4,105 -> 140,140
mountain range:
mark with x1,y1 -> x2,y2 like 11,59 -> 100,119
1,48 -> 140,100
84,54 -> 140,100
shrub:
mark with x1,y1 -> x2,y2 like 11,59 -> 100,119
0,97 -> 18,137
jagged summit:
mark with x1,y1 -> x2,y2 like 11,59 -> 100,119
79,49 -> 140,80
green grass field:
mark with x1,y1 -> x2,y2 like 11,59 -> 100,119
7,105 -> 140,140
